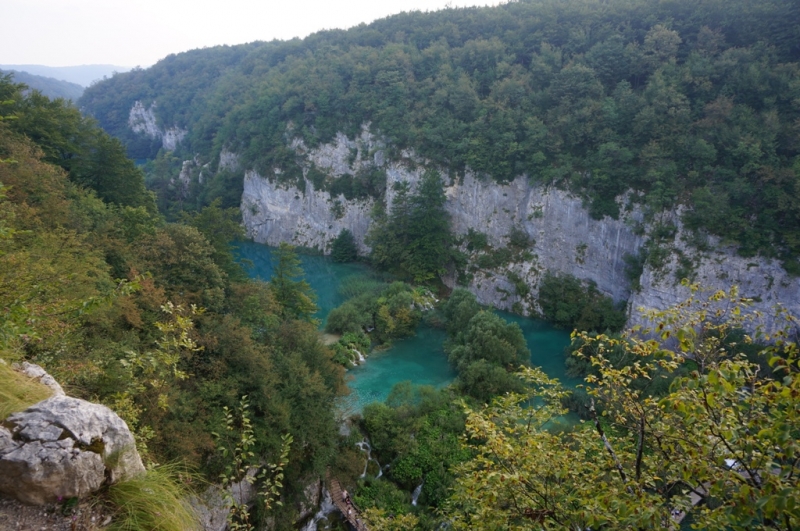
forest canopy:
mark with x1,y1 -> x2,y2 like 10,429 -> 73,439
1,77 -> 345,527
80,0 -> 800,266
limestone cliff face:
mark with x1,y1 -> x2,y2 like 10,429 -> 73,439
128,101 -> 187,151
629,224 -> 800,333
241,127 -> 383,255
238,126 -> 800,327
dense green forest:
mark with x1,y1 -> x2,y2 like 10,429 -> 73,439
0,76 -> 345,528
80,0 -> 800,268
3,61 -> 800,529
0,69 -> 84,101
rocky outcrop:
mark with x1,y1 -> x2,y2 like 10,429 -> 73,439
296,477 -> 322,523
14,362 -> 65,397
128,101 -> 187,151
239,125 -> 800,328
189,468 -> 259,531
242,127 -> 383,256
629,224 -> 800,334
0,395 -> 145,505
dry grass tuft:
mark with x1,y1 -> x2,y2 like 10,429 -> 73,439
0,361 -> 52,419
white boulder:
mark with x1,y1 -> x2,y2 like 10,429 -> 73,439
0,396 -> 145,505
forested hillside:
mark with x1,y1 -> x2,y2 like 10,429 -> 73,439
1,76 -> 345,527
0,69 -> 84,101
81,0 -> 800,268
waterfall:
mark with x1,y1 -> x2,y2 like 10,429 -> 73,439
355,438 -> 382,478
353,349 -> 365,363
301,488 -> 336,531
411,482 -> 424,506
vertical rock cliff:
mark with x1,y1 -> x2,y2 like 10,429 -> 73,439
235,126 -> 799,328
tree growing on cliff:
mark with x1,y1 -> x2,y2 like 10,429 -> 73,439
444,286 -> 800,529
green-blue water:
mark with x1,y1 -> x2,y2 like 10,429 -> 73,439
236,241 -> 370,325
236,242 -> 574,411
343,326 -> 454,413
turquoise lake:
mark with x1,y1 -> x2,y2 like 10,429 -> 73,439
236,241 -> 575,412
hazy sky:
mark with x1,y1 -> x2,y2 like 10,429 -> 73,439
3,0 -> 499,68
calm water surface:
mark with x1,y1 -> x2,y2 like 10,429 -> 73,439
236,241 -> 369,324
237,242 -> 575,412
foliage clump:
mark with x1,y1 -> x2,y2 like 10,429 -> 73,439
326,278 -> 434,352
442,289 -> 529,401
367,170 -> 454,284
360,383 -> 469,512
537,272 -> 626,333
443,286 -> 800,529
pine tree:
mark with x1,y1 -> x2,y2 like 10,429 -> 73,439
269,242 -> 318,320
331,229 -> 358,263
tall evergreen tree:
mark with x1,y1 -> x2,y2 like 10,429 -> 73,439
406,170 -> 452,283
269,242 -> 318,321
367,172 -> 453,283
331,228 -> 358,263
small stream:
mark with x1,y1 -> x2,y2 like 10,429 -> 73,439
411,482 -> 424,506
355,439 -> 383,478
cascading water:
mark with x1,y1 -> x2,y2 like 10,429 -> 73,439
301,488 -> 336,531
411,482 -> 424,506
355,439 -> 382,478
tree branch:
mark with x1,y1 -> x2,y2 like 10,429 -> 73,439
590,398 -> 627,483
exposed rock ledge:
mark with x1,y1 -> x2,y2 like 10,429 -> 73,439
0,366 -> 145,505
239,126 -> 800,331
128,101 -> 187,151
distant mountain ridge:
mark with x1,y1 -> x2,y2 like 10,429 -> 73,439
0,64 -> 130,87
0,69 -> 84,101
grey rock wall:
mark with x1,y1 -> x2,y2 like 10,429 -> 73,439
629,225 -> 800,334
238,126 -> 800,329
128,101 -> 187,151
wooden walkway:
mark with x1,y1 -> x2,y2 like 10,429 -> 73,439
327,471 -> 369,531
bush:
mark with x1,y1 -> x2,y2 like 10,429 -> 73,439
465,229 -> 488,251
326,300 -> 371,334
507,227 -> 532,249
354,477 -> 411,515
457,360 -> 525,402
441,289 -> 480,337
537,272 -> 626,332
331,331 -> 372,366
326,281 -> 422,344
476,247 -> 513,269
